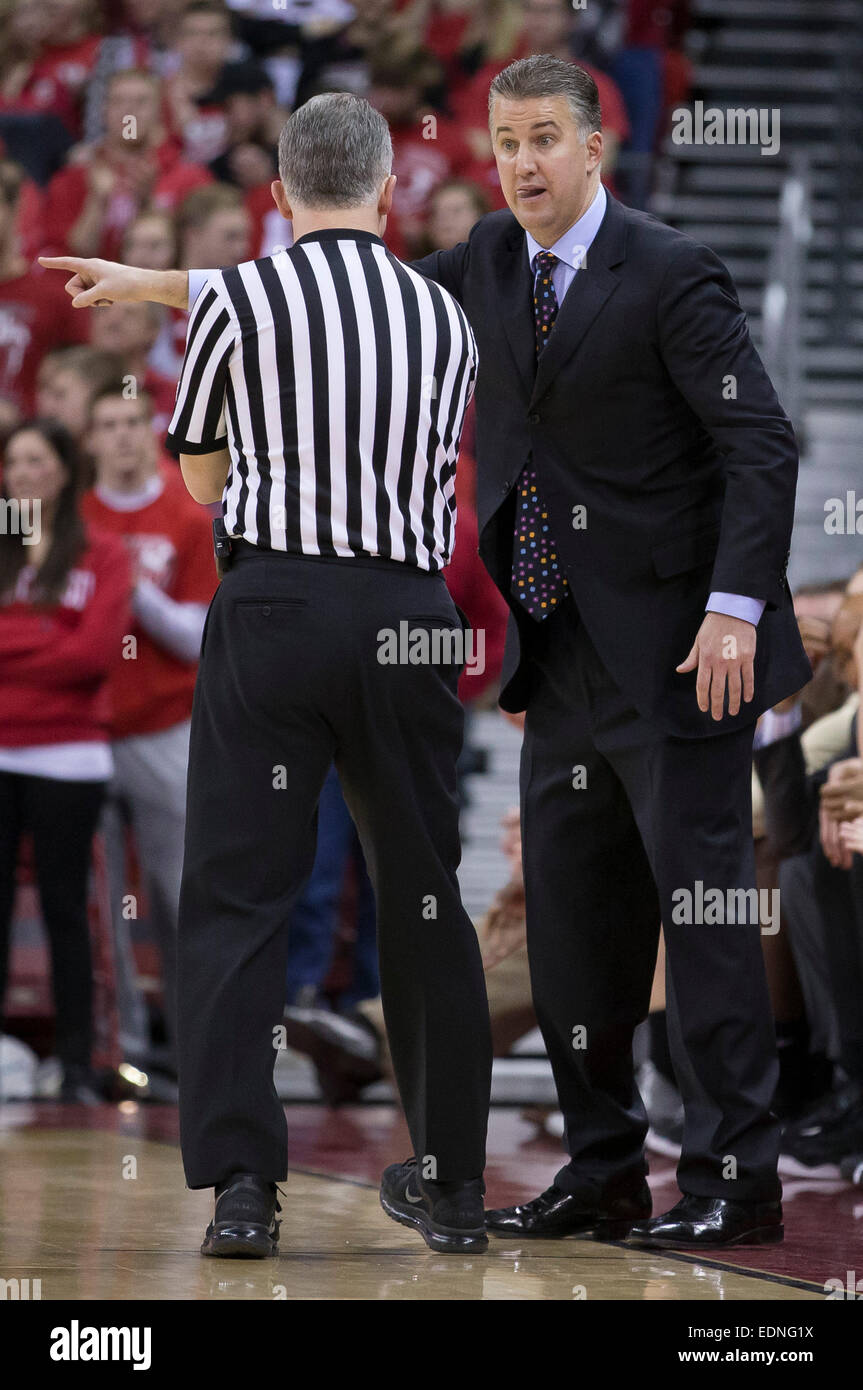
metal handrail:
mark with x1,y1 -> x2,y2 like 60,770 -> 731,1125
761,152 -> 812,433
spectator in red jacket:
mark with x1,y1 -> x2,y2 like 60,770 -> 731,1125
42,67 -> 212,261
0,417 -> 131,1102
0,159 -> 89,415
80,383 -> 216,1072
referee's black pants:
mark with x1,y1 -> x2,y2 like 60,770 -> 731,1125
177,543 -> 492,1188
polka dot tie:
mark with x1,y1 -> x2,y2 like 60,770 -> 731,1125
511,249 -> 569,621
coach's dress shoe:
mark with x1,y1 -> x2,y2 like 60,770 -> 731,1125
627,1195 -> 783,1249
485,1181 -> 651,1240
201,1173 -> 281,1258
380,1157 -> 488,1254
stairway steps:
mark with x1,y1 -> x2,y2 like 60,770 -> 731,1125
693,0 -> 861,22
692,65 -> 852,92
664,141 -> 859,167
676,224 -> 863,252
681,165 -> 843,193
712,28 -> 852,55
658,1 -> 863,445
652,193 -> 836,222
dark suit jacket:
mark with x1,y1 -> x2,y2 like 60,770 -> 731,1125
411,191 -> 811,738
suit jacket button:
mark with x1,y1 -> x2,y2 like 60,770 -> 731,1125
528,412 -> 540,424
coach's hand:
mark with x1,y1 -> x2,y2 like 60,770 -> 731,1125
676,612 -> 757,721
38,256 -> 189,309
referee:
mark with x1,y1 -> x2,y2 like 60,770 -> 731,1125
49,94 -> 492,1257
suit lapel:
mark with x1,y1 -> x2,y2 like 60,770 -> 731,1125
529,192 -> 628,408
496,223 -> 536,400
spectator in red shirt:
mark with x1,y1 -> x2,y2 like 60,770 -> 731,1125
114,0 -> 179,55
0,417 -> 131,1102
121,208 -> 186,377
206,63 -> 284,256
413,177 -> 491,258
0,159 -> 89,415
209,60 -> 284,163
408,0 -> 524,99
35,345 -> 124,446
81,384 -> 216,1072
177,181 -> 252,273
367,47 -> 475,258
88,300 -> 176,438
0,0 -> 103,139
121,207 -> 178,269
42,67 -> 213,261
164,2 -> 273,166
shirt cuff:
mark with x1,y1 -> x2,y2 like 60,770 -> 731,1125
706,592 -> 766,626
187,268 -> 215,310
164,432 -> 228,459
753,704 -> 803,750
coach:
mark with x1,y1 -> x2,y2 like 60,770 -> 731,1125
416,56 -> 811,1249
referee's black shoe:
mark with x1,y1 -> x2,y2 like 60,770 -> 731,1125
380,1158 -> 488,1254
201,1174 -> 281,1258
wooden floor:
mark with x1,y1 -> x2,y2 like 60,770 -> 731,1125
0,1107 -> 832,1301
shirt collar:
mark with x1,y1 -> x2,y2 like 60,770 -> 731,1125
94,473 -> 164,512
293,228 -> 386,248
525,183 -> 607,274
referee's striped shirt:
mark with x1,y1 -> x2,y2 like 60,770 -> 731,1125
165,229 -> 478,572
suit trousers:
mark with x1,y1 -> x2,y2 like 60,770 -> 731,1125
178,544 -> 492,1188
520,601 -> 781,1202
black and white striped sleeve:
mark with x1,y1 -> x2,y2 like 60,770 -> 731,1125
165,277 -> 237,457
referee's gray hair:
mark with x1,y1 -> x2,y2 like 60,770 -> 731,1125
278,93 -> 393,209
488,56 -> 602,142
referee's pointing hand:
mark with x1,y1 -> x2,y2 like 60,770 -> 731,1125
38,255 -> 147,308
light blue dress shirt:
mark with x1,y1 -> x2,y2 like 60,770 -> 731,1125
186,192 -> 764,626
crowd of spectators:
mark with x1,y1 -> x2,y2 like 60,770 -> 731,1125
0,1 -> 845,1191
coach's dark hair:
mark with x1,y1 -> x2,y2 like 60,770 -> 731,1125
278,93 -> 393,209
488,55 -> 602,140
0,420 -> 88,607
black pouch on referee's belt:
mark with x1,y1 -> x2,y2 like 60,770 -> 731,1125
213,516 -> 234,580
